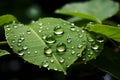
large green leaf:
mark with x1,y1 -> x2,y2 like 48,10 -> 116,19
0,49 -> 9,57
90,47 -> 120,80
86,24 -> 120,42
0,14 -> 17,26
55,0 -> 119,23
5,18 -> 103,74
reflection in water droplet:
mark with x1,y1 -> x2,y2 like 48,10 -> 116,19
46,34 -> 56,44
67,38 -> 72,43
44,46 -> 52,56
56,43 -> 66,53
54,26 -> 64,35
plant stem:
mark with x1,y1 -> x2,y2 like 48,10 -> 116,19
0,41 -> 8,45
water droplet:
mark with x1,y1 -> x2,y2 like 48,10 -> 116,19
59,58 -> 65,63
82,30 -> 85,33
35,51 -> 38,53
32,20 -> 35,23
38,23 -> 43,26
44,46 -> 52,56
88,54 -> 91,57
12,40 -> 15,43
46,34 -> 56,44
71,23 -> 75,26
27,30 -> 31,34
54,67 -> 58,71
43,62 -> 49,68
67,38 -> 72,43
27,51 -> 30,54
23,46 -> 28,50
50,59 -> 54,63
56,43 -> 66,53
96,35 -> 104,43
6,27 -> 11,31
54,26 -> 64,35
79,35 -> 83,38
18,39 -> 22,43
70,26 -> 76,31
14,26 -> 17,28
71,50 -> 75,55
92,44 -> 99,50
82,58 -> 86,61
42,35 -> 46,40
19,52 -> 24,56
78,44 -> 82,48
17,43 -> 21,46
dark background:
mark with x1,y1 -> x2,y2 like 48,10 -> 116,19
0,0 -> 120,80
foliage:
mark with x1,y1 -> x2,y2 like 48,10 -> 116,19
0,0 -> 120,79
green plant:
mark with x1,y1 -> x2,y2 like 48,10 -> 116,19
0,0 -> 120,79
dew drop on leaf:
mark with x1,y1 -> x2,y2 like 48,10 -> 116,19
67,38 -> 72,43
45,34 -> 56,44
59,57 -> 65,63
23,46 -> 28,50
70,26 -> 76,31
54,26 -> 64,35
96,35 -> 104,43
71,50 -> 75,55
56,43 -> 66,53
50,59 -> 54,63
42,61 -> 49,68
78,44 -> 82,48
19,52 -> 24,56
92,44 -> 99,50
44,46 -> 52,56
27,30 -> 31,34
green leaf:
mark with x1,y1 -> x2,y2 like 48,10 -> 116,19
90,47 -> 120,80
86,24 -> 120,42
55,0 -> 119,23
5,18 -> 103,74
0,49 -> 10,57
0,14 -> 17,26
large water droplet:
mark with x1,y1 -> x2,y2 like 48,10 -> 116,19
54,26 -> 64,35
56,43 -> 66,53
44,46 -> 52,56
19,52 -> 24,56
46,34 -> 56,44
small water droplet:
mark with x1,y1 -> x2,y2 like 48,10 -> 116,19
19,52 -> 24,56
59,58 -> 65,63
44,46 -> 52,56
17,43 -> 21,46
56,43 -> 66,53
27,30 -> 31,34
42,35 -> 46,40
88,54 -> 91,57
43,62 -> 49,68
50,59 -> 54,63
38,23 -> 43,26
12,40 -> 15,43
92,44 -> 99,50
67,38 -> 72,43
54,67 -> 58,71
54,26 -> 64,35
14,26 -> 17,28
46,34 -> 56,44
18,39 -> 22,43
7,27 -> 11,31
70,26 -> 76,31
78,44 -> 82,48
23,46 -> 28,50
32,20 -> 35,23
79,35 -> 83,38
71,50 -> 75,55
96,35 -> 104,43
35,51 -> 38,53
27,51 -> 30,54
82,30 -> 85,33
82,58 -> 86,61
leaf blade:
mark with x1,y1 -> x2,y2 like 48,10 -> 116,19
0,49 -> 10,57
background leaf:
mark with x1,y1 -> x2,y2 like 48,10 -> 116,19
86,24 -> 120,42
55,0 -> 119,23
5,18 -> 103,74
0,49 -> 9,57
0,14 -> 17,26
90,47 -> 120,80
